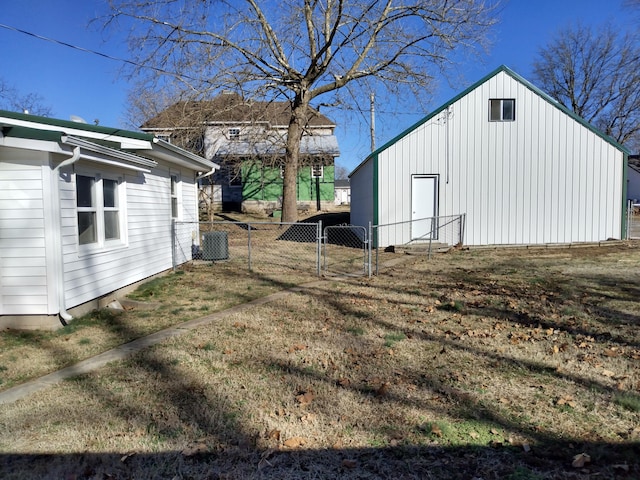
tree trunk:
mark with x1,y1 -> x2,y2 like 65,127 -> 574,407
281,94 -> 309,223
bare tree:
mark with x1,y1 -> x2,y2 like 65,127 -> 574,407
0,78 -> 52,117
105,0 -> 499,222
532,23 -> 640,151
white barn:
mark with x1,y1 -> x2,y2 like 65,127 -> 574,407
0,110 -> 218,330
350,66 -> 630,247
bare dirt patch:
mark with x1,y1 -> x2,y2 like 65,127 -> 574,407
1,243 -> 639,479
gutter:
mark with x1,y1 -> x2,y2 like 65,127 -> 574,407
52,144 -> 81,325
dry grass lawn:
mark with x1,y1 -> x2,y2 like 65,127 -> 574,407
1,242 -> 639,479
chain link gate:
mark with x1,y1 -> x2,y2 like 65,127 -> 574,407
323,225 -> 370,276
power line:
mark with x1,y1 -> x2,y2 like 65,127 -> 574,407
0,22 -> 201,83
0,22 -> 430,118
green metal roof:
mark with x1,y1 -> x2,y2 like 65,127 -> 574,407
351,65 -> 630,177
0,109 -> 153,141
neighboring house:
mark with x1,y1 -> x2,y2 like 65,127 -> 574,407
0,110 -> 218,330
350,65 -> 630,248
141,92 -> 340,214
334,179 -> 350,205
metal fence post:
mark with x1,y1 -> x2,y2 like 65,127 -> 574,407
247,223 -> 252,271
428,217 -> 436,260
627,200 -> 632,240
317,220 -> 322,277
368,221 -> 372,277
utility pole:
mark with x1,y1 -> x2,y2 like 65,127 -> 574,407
370,92 -> 375,152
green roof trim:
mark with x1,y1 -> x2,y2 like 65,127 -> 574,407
1,125 -> 64,142
0,109 -> 153,141
353,65 -> 630,174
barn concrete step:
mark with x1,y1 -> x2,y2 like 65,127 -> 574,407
389,242 -> 452,255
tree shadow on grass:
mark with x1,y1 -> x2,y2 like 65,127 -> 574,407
1,441 -> 638,479
2,247 -> 639,480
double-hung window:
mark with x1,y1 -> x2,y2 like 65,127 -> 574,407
76,174 -> 123,249
489,99 -> 515,122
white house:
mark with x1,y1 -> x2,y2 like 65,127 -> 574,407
350,66 -> 630,247
334,179 -> 350,205
0,110 -> 218,330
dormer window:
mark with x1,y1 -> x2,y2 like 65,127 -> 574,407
229,128 -> 240,140
489,99 -> 515,122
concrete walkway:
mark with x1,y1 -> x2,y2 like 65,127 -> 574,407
0,282 -> 324,405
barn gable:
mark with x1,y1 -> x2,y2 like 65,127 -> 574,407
350,66 -> 629,247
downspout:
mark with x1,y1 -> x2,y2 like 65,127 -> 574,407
53,145 -> 81,325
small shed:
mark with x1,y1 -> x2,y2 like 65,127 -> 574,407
350,66 -> 629,247
334,179 -> 350,205
0,110 -> 218,329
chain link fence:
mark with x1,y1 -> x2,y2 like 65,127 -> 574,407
323,225 -> 369,276
627,200 -> 640,240
173,214 -> 465,277
174,220 -> 322,276
371,214 -> 465,274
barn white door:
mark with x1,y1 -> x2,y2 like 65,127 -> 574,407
411,175 -> 439,240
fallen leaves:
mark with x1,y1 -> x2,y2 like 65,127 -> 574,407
556,395 -> 577,408
572,453 -> 591,468
288,343 -> 307,353
283,436 -> 306,448
430,424 -> 443,437
341,459 -> 358,469
336,377 -> 351,387
181,443 -> 208,457
295,388 -> 315,406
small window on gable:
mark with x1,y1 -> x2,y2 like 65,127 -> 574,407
489,99 -> 515,122
311,165 -> 323,178
229,128 -> 240,140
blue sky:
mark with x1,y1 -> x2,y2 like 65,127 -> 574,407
0,0 -> 636,172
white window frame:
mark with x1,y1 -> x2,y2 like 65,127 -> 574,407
171,173 -> 182,219
311,165 -> 324,179
489,99 -> 515,122
76,172 -> 127,254
228,128 -> 240,140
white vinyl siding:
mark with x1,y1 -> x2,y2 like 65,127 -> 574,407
0,150 -> 51,315
356,69 -> 624,247
60,163 -> 199,309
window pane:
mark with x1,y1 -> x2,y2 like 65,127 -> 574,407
171,175 -> 177,195
104,211 -> 120,240
103,179 -> 117,208
503,100 -> 515,120
76,175 -> 94,207
489,100 -> 501,121
78,212 -> 97,245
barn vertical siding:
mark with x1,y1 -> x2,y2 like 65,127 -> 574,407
0,149 -> 52,315
367,69 -> 624,247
